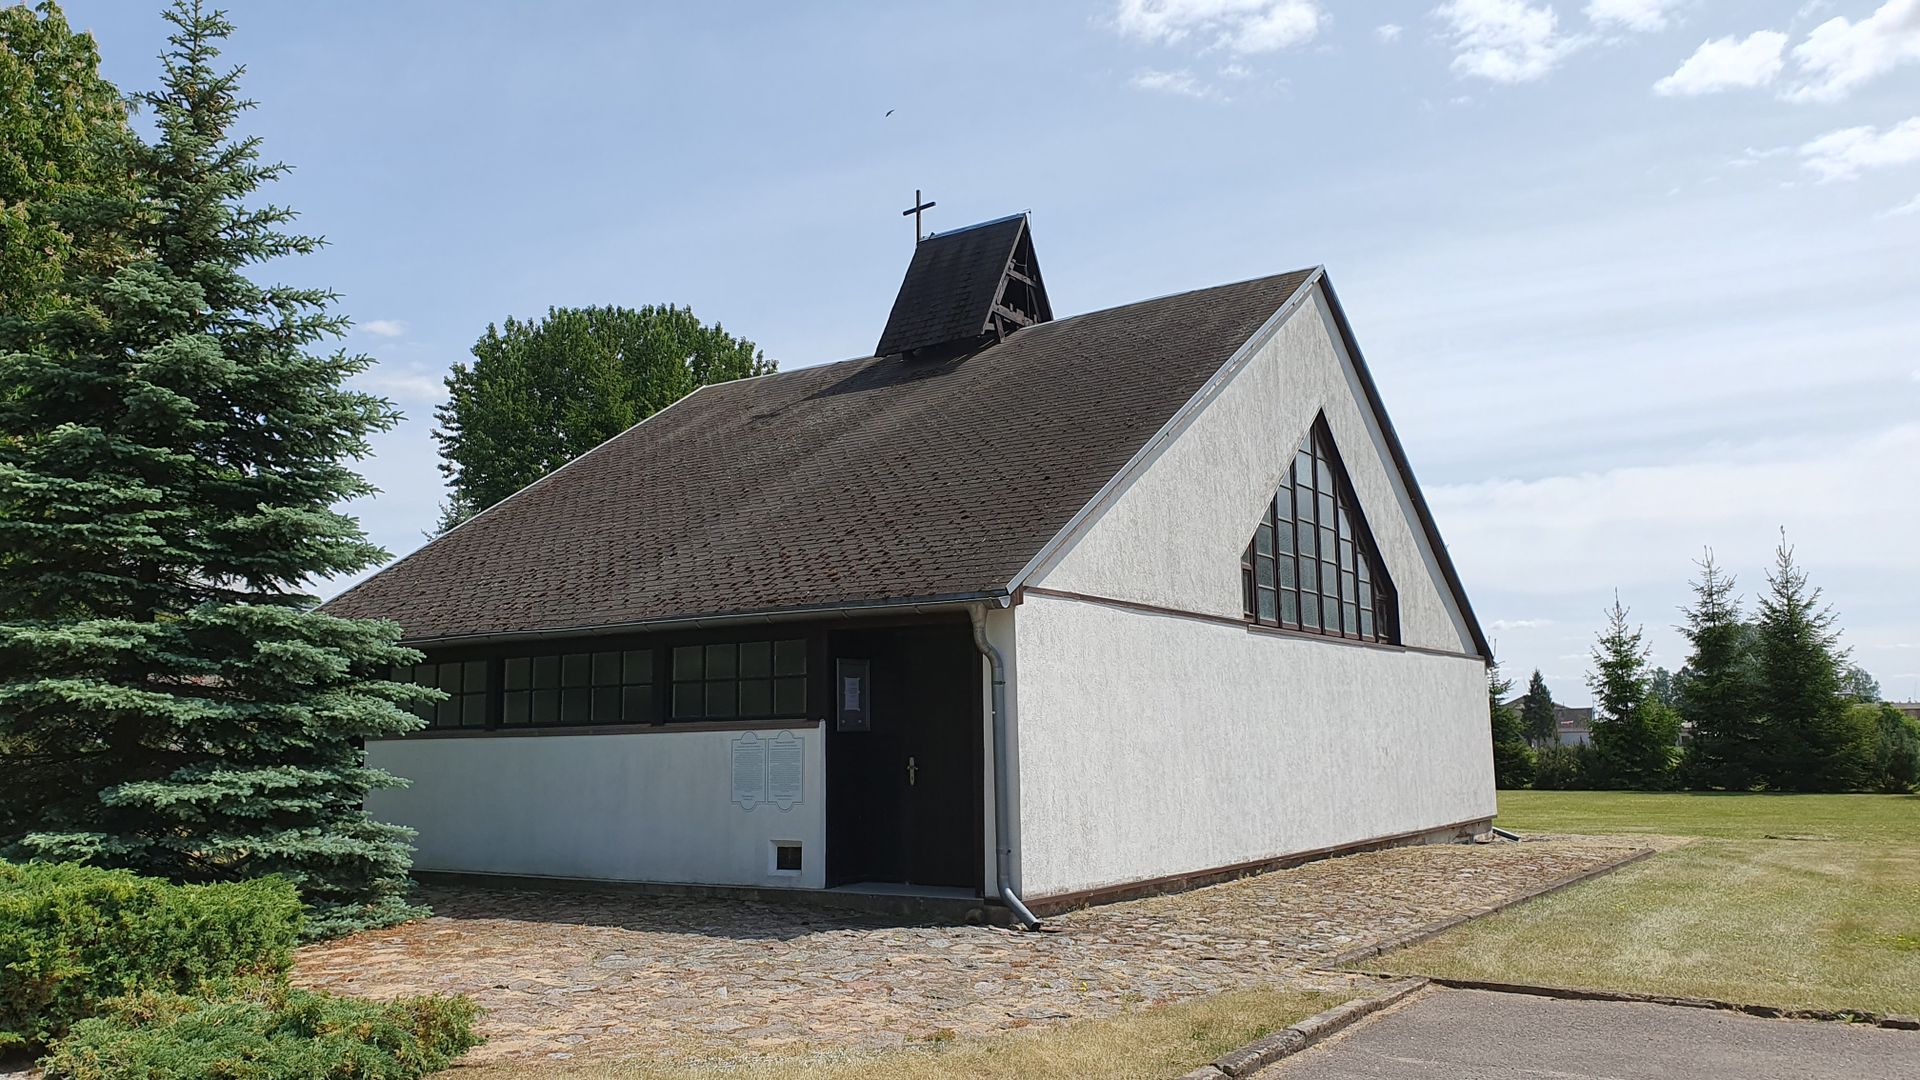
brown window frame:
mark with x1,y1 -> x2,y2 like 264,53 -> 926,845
1241,414 -> 1399,644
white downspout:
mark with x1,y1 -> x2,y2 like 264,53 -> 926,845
970,603 -> 1042,930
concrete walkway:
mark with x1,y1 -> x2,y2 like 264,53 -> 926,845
1260,988 -> 1918,1079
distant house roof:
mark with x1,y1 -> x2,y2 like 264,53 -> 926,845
329,271 -> 1317,642
1501,699 -> 1594,730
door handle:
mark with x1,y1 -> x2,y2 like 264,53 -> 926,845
906,756 -> 918,786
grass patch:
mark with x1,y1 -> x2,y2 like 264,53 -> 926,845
1490,790 -> 1917,843
462,987 -> 1341,1080
1371,791 -> 1920,1016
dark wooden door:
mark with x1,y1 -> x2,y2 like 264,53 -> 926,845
826,623 -> 980,890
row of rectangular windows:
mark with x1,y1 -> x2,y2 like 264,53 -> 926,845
394,639 -> 808,731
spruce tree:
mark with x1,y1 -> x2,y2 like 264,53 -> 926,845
1488,662 -> 1534,788
1520,669 -> 1557,747
0,1 -> 430,935
1753,534 -> 1861,791
1675,549 -> 1760,790
1587,595 -> 1678,789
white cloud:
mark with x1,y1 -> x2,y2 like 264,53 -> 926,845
359,319 -> 409,338
1112,0 -> 1325,54
1653,31 -> 1787,95
1130,67 -> 1223,99
1798,116 -> 1920,181
1726,145 -> 1790,167
1784,0 -> 1920,103
1430,424 -> 1920,601
1219,61 -> 1254,78
352,368 -> 447,404
1585,0 -> 1684,33
1434,0 -> 1578,83
1376,23 -> 1404,42
1885,192 -> 1920,217
1490,618 -> 1556,629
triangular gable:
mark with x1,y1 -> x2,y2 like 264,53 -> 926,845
1009,270 -> 1490,661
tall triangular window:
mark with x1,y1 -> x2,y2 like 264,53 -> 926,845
1242,415 -> 1398,644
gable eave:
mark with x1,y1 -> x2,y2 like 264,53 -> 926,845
1303,277 -> 1492,661
1002,269 -> 1493,663
1003,267 -> 1326,596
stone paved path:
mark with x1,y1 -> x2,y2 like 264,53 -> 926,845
293,839 -> 1641,1066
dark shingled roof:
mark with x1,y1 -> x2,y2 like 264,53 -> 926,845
875,215 -> 1042,356
326,270 -> 1316,642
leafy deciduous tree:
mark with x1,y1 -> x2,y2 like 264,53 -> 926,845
0,1 -> 135,321
1861,703 -> 1920,794
1839,663 -> 1881,703
0,1 -> 429,935
432,305 -> 774,530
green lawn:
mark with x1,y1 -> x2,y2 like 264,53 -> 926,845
1372,791 -> 1920,1016
1492,789 -> 1919,844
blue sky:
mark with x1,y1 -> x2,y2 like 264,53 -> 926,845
61,0 -> 1920,704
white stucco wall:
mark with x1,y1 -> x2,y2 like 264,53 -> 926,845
1004,277 -> 1494,899
1010,593 -> 1494,898
1031,283 -> 1476,655
367,725 -> 827,890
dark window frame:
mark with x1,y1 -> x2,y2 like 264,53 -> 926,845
669,638 -> 808,723
1241,414 -> 1399,645
392,631 -> 812,737
498,646 -> 656,728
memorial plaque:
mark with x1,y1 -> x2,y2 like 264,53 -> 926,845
730,731 -> 766,810
767,731 -> 804,811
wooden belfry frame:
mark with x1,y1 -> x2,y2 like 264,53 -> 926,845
988,225 -> 1047,342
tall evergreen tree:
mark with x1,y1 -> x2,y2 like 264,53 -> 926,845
1520,669 -> 1557,747
433,305 -> 775,530
1587,595 -> 1679,789
0,1 -> 429,935
1753,534 -> 1862,791
1488,662 -> 1534,789
1676,549 -> 1759,790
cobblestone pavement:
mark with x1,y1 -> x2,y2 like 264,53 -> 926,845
292,840 -> 1643,1066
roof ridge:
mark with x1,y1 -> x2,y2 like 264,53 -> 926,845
758,268 -> 1324,381
922,211 -> 1028,240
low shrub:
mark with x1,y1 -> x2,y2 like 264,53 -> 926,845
39,986 -> 481,1080
1531,744 -> 1591,790
0,861 -> 300,1052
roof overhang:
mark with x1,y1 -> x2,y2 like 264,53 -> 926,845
393,590 -> 1011,649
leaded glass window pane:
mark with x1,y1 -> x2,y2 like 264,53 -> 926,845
1240,415 -> 1399,644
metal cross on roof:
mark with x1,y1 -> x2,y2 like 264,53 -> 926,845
901,189 -> 936,243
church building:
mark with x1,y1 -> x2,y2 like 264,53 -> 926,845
326,214 -> 1497,926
